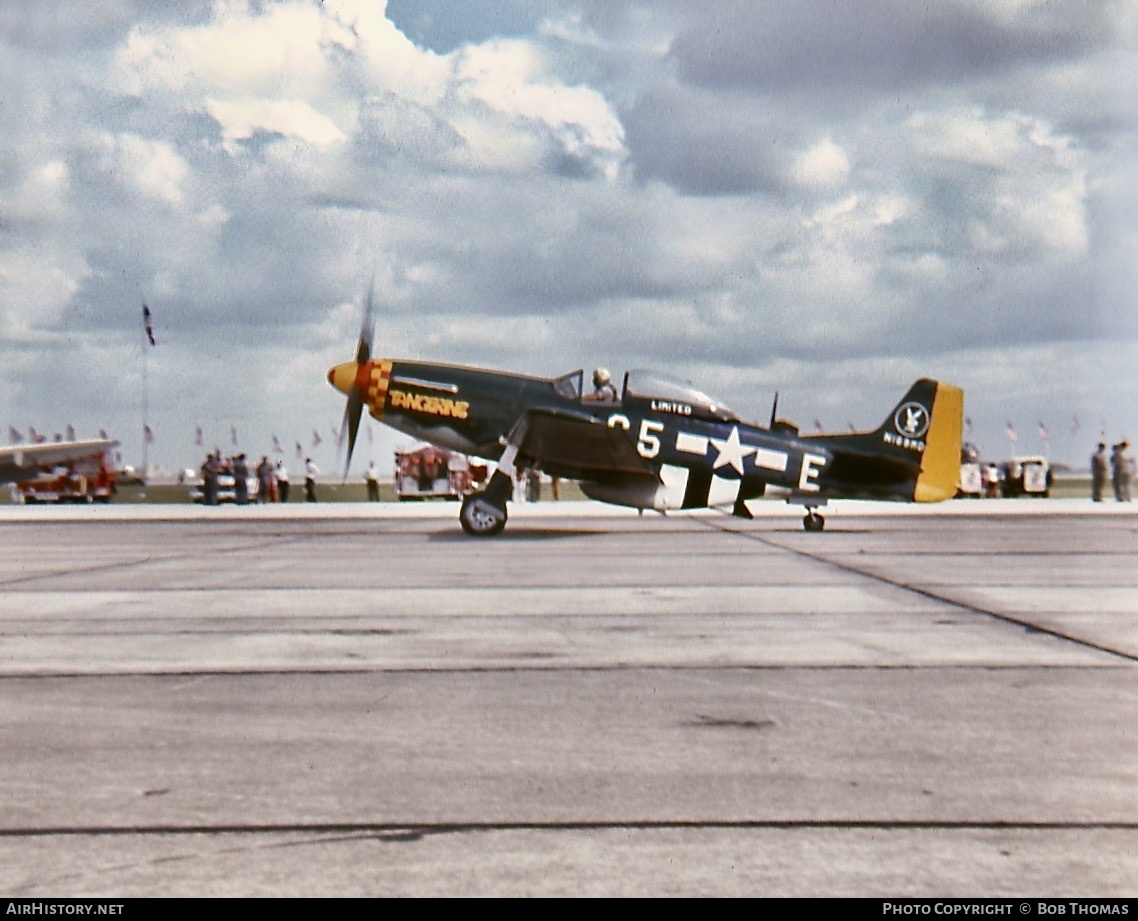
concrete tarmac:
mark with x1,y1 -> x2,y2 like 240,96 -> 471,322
0,499 -> 1136,896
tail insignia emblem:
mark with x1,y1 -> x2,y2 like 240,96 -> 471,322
894,403 -> 930,438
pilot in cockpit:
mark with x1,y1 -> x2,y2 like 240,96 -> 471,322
588,367 -> 619,402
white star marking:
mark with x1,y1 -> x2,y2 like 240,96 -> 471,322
710,426 -> 757,474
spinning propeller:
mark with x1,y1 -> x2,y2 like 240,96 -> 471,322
331,284 -> 376,479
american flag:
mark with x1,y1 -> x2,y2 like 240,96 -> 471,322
142,304 -> 156,346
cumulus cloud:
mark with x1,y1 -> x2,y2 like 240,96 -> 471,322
91,132 -> 190,205
791,138 -> 851,190
114,0 -> 331,98
454,39 -> 626,177
206,97 -> 349,149
905,108 -> 1089,260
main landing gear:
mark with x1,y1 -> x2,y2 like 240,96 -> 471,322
460,493 -> 508,536
802,510 -> 825,532
459,470 -> 513,537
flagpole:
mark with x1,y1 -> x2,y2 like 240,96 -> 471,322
141,303 -> 156,481
142,304 -> 149,480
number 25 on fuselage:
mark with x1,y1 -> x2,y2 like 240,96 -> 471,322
328,354 -> 963,536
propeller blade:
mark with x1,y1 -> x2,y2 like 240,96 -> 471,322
341,280 -> 376,480
341,389 -> 364,481
355,280 -> 375,366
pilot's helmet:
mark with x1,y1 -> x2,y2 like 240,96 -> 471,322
593,368 -> 611,388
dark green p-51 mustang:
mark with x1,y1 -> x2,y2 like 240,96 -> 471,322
328,318 -> 962,536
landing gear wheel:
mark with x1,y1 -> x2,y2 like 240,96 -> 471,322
460,493 -> 508,536
803,511 -> 825,532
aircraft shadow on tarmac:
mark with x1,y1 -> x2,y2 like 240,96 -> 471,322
427,526 -> 605,542
423,520 -> 878,541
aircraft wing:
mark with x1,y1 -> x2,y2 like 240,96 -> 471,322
509,408 -> 657,484
0,439 -> 118,484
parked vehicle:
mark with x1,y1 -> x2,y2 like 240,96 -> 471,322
189,473 -> 259,504
1000,456 -> 1052,498
15,452 -> 116,504
394,445 -> 485,501
958,462 -> 983,497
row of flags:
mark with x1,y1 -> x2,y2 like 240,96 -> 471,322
8,425 -> 110,444
8,421 -> 366,463
189,424 -> 371,458
1000,416 -> 1090,445
187,424 -> 372,460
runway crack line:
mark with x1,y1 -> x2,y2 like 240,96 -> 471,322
696,517 -> 1138,665
3,818 -> 1138,839
0,529 -> 321,590
0,556 -> 159,589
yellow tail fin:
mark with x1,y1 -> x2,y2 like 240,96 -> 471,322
914,381 -> 964,503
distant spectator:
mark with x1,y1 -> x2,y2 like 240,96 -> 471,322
276,460 -> 290,503
1114,441 -> 1134,502
257,456 -> 273,504
232,454 -> 249,505
366,460 -> 380,502
1091,443 -> 1108,502
305,457 -> 319,502
202,453 -> 220,506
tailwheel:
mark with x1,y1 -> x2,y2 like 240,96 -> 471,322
803,511 -> 825,532
460,492 -> 508,536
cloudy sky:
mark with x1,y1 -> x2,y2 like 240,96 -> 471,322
2,0 -> 1135,476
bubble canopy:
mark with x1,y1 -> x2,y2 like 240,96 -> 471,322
623,370 -> 738,421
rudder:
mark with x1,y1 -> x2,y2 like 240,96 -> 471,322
915,380 -> 963,502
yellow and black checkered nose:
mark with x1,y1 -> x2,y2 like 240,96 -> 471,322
327,359 -> 393,419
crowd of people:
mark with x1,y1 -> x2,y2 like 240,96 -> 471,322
197,452 -> 318,505
194,448 -> 557,506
